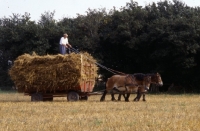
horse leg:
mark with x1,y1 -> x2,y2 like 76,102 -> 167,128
123,93 -> 126,100
138,92 -> 144,101
142,93 -> 146,101
118,94 -> 121,101
111,92 -> 116,101
111,87 -> 122,101
100,90 -> 107,101
133,89 -> 141,101
118,92 -> 126,101
133,97 -> 138,101
125,93 -> 130,102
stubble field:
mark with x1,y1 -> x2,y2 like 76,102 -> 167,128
0,93 -> 200,131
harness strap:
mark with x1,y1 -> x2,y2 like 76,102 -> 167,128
124,74 -> 142,91
125,74 -> 151,91
124,75 -> 130,91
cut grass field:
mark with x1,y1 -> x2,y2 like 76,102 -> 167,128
0,93 -> 200,131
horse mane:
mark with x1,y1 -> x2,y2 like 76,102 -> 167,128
132,73 -> 146,81
146,73 -> 160,77
127,72 -> 161,81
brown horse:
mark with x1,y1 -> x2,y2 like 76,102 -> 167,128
100,74 -> 152,102
118,73 -> 163,101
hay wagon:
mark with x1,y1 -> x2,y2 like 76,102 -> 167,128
9,52 -> 100,102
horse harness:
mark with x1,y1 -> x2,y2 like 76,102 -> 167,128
124,74 -> 149,91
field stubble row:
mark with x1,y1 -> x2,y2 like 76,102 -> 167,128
0,93 -> 200,131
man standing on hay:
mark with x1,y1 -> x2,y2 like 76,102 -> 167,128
59,33 -> 72,54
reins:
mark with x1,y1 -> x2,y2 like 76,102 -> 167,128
70,47 -> 151,91
70,47 -> 126,75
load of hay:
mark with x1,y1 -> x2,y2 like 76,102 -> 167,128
9,52 -> 98,93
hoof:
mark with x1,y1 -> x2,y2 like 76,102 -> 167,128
111,98 -> 116,101
118,97 -> 121,101
125,99 -> 130,102
100,98 -> 105,102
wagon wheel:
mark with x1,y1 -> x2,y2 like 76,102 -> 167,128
67,91 -> 79,101
79,96 -> 88,101
31,93 -> 43,101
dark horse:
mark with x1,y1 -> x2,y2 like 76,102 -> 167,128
100,73 -> 152,102
117,73 -> 163,101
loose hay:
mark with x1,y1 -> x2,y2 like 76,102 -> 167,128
9,52 -> 98,93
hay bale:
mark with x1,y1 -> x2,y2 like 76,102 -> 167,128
9,52 -> 98,93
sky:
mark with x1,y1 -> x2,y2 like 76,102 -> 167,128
0,0 -> 200,21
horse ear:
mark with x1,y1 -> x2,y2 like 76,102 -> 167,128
148,76 -> 151,81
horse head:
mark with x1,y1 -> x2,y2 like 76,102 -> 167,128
151,72 -> 163,86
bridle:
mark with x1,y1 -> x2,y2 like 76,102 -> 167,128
149,73 -> 162,86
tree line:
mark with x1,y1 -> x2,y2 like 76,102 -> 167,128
0,0 -> 200,92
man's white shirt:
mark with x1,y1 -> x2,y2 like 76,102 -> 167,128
60,37 -> 68,45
